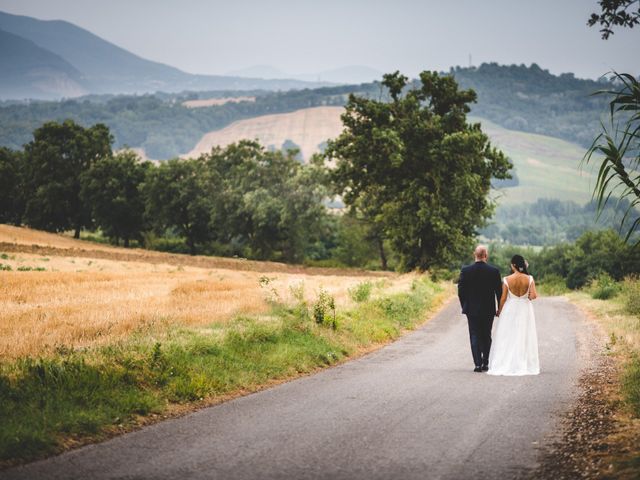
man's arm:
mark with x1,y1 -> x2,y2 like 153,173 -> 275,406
457,268 -> 466,308
494,269 -> 502,306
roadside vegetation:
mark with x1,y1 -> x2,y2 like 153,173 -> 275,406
0,273 -> 447,464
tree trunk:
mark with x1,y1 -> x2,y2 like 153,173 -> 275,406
124,237 -> 130,248
187,237 -> 196,256
377,236 -> 388,270
74,226 -> 81,239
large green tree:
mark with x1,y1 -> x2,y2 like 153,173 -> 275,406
326,71 -> 512,270
23,120 -> 112,237
0,147 -> 26,225
144,158 -> 213,255
81,150 -> 151,247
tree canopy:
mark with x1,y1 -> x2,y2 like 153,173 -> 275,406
327,71 -> 512,271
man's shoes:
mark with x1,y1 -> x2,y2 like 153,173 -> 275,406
474,366 -> 482,372
481,365 -> 489,372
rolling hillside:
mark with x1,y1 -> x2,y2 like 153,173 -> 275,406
185,106 -> 595,205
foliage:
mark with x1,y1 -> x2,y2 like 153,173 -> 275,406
622,276 -> 640,315
81,150 -> 151,247
488,229 -> 640,290
481,198 -> 640,245
0,276 -> 444,462
201,142 -> 331,262
622,354 -> 640,417
349,281 -> 373,303
327,70 -> 512,271
451,63 -> 610,148
584,72 -> 640,243
0,147 -> 25,225
143,157 -> 213,255
588,272 -> 621,299
312,290 -> 337,329
588,0 -> 640,39
22,120 -> 113,237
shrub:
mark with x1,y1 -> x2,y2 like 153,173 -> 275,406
537,273 -> 569,296
349,281 -> 373,303
622,277 -> 640,316
588,273 -> 620,300
312,290 -> 336,329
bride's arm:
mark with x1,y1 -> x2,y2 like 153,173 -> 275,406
529,278 -> 538,300
496,284 -> 508,316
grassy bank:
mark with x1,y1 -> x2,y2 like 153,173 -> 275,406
566,277 -> 640,473
0,275 -> 449,464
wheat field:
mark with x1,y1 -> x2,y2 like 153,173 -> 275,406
0,225 -> 405,359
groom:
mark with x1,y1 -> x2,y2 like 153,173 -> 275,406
458,245 -> 502,372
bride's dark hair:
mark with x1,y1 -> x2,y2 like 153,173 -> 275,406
511,254 -> 529,274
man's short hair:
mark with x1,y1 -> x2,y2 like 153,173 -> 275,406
474,245 -> 488,259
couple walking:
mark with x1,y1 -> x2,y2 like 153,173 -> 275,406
458,245 -> 540,375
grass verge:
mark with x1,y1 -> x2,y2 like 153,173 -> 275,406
566,287 -> 640,475
0,275 -> 449,465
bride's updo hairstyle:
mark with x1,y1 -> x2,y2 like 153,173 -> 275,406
511,254 -> 529,274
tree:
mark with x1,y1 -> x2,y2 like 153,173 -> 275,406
144,158 -> 213,255
586,2 -> 640,243
23,120 -> 112,237
588,0 -> 640,39
81,150 -> 151,247
326,71 -> 512,271
203,141 -> 330,262
0,147 -> 26,225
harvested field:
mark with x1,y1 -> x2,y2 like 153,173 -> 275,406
0,225 -> 400,359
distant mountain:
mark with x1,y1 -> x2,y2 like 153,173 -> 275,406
0,28 -> 87,99
226,65 -> 290,79
0,11 -> 330,99
299,66 -> 384,85
227,64 -> 384,85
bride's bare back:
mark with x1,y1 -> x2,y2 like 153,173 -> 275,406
505,273 -> 531,297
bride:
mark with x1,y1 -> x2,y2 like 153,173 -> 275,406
487,254 -> 540,376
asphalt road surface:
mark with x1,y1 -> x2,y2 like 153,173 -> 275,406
4,297 -> 583,480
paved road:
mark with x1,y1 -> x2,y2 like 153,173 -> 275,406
4,297 -> 583,480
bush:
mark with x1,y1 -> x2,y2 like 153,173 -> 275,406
537,274 -> 568,296
622,277 -> 640,316
588,273 -> 620,300
349,281 -> 373,303
312,290 -> 337,329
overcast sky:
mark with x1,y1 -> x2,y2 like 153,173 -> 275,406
0,0 -> 638,79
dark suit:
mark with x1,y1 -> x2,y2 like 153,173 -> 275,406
458,261 -> 502,368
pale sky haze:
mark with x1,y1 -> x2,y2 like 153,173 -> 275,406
0,0 -> 638,80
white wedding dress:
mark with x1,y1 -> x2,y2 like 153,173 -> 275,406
487,275 -> 540,376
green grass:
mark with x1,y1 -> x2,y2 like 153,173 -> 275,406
0,276 -> 445,463
470,116 -> 597,205
622,355 -> 640,418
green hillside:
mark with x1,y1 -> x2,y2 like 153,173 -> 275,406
474,117 -> 595,205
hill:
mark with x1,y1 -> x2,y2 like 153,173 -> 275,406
0,28 -> 86,99
184,105 -> 595,205
185,106 -> 344,160
0,11 -> 329,99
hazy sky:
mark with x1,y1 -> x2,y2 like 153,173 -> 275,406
0,0 -> 638,79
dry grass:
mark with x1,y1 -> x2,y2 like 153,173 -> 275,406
184,106 -> 345,161
0,225 -> 399,359
567,292 -> 640,352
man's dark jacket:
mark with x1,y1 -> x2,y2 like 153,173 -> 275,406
458,261 -> 502,316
